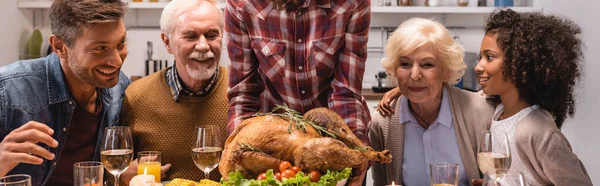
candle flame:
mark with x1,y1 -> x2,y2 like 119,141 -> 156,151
144,166 -> 148,175
392,181 -> 396,186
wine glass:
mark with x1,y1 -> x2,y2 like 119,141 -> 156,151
73,161 -> 103,186
101,126 -> 133,186
482,172 -> 499,186
192,126 -> 222,180
0,174 -> 31,186
477,130 -> 511,180
483,171 -> 526,186
430,162 -> 458,186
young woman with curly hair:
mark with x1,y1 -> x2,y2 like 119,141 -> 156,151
475,9 -> 592,186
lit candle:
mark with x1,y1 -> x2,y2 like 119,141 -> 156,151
129,174 -> 156,186
386,181 -> 396,186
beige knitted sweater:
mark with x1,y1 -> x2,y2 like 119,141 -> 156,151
121,67 -> 229,182
512,108 -> 591,186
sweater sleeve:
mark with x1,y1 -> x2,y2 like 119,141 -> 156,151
535,131 -> 592,186
514,110 -> 592,186
369,112 -> 389,186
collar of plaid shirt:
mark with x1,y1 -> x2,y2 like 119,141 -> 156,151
256,0 -> 332,19
165,64 -> 219,101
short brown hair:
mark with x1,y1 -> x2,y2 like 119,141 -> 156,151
50,0 -> 127,47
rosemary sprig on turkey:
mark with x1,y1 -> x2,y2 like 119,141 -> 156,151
255,104 -> 337,139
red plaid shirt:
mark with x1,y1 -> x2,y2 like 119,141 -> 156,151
225,0 -> 372,144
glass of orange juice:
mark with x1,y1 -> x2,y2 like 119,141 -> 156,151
137,151 -> 162,183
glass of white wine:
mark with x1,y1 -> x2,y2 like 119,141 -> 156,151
192,126 -> 222,180
500,170 -> 526,186
483,170 -> 526,186
101,126 -> 134,186
477,130 -> 511,180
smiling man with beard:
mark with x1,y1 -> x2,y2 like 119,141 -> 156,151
0,0 -> 130,185
119,0 -> 229,183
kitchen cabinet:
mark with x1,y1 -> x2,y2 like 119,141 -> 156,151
18,1 -> 537,13
370,6 -> 536,13
17,1 -> 540,31
17,1 -> 225,9
17,1 -> 541,88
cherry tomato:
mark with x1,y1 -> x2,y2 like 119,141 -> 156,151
308,170 -> 322,182
282,169 -> 296,178
290,166 -> 302,174
278,161 -> 292,172
257,173 -> 267,180
274,172 -> 282,181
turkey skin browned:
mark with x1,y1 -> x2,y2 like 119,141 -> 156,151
219,107 -> 392,179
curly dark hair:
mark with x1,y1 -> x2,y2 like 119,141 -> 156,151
485,9 -> 583,128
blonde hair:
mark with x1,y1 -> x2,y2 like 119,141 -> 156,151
160,0 -> 223,37
382,18 -> 466,85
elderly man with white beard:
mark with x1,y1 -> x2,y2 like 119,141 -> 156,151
119,0 -> 229,183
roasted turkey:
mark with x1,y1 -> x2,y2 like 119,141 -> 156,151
219,107 -> 392,179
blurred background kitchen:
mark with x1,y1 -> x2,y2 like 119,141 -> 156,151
1,0 -> 599,185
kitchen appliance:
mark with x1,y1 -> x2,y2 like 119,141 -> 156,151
459,52 -> 479,91
372,71 -> 397,93
144,41 -> 170,76
145,41 -> 153,76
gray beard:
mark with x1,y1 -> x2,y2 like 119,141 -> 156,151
185,62 -> 217,81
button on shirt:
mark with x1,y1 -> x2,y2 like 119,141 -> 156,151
400,88 -> 469,186
225,0 -> 371,143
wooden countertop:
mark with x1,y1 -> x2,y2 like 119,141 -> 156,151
362,89 -> 387,100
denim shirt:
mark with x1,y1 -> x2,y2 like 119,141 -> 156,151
0,53 -> 130,186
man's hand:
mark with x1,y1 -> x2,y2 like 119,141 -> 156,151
376,87 -> 401,117
120,158 -> 171,185
0,121 -> 59,177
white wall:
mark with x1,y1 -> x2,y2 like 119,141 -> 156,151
534,0 -> 600,184
0,0 -> 33,63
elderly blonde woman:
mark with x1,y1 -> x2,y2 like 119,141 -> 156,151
369,18 -> 495,186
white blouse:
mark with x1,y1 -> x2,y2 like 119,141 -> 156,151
490,103 -> 539,185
